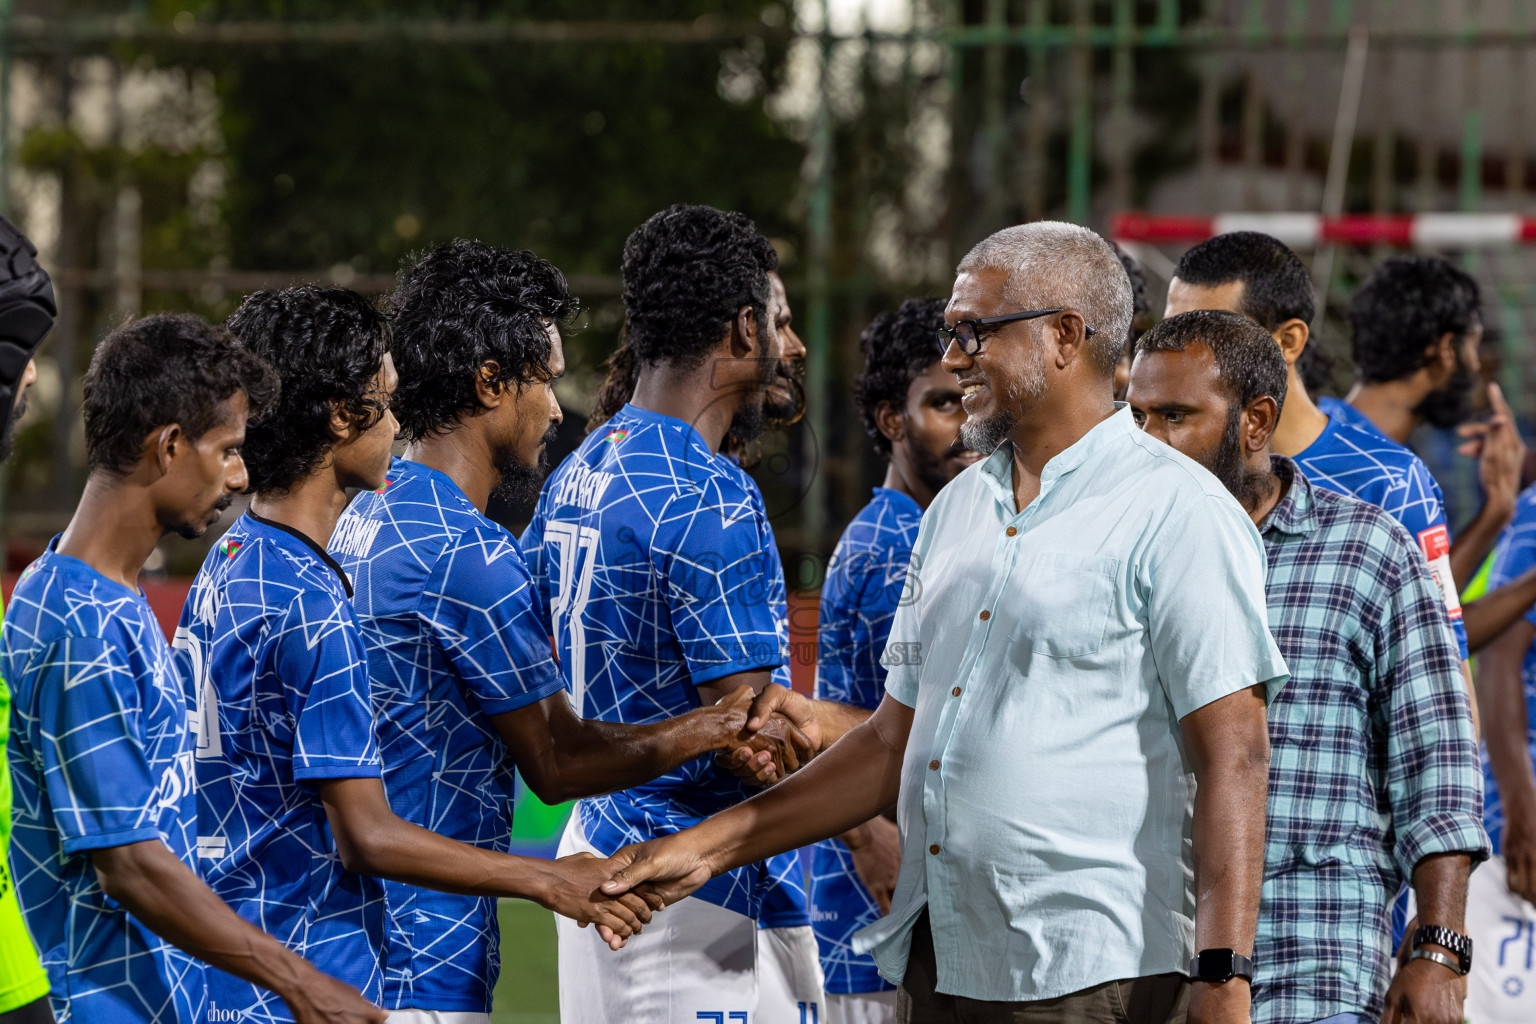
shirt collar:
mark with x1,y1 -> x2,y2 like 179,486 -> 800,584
977,404 -> 1134,512
1258,455 -> 1317,539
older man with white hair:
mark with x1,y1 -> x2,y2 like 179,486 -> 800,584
597,221 -> 1288,1024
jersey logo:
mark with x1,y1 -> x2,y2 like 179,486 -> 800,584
603,428 -> 628,444
219,538 -> 243,559
375,477 -> 393,493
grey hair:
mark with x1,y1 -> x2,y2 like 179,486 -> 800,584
957,221 -> 1133,376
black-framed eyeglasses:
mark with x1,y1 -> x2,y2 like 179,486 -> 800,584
937,307 -> 1097,356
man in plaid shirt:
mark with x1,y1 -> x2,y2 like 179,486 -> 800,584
1127,308 -> 1488,1024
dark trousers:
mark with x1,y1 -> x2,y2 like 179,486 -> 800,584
898,913 -> 1190,1024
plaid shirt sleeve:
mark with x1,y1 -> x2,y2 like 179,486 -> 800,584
1376,537 -> 1490,879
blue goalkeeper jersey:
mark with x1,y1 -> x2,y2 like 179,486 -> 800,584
522,404 -> 785,918
2,541 -> 205,1024
174,513 -> 385,1022
809,487 -> 921,993
1301,401 -> 1468,659
330,458 -> 566,1012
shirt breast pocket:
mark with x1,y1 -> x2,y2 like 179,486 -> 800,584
1013,551 -> 1120,659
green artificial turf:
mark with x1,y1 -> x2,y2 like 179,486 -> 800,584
491,899 -> 561,1024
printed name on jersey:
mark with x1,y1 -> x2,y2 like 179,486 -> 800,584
331,513 -> 385,559
552,463 -> 615,511
1417,525 -> 1465,621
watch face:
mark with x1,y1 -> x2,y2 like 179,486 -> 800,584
1195,949 -> 1235,982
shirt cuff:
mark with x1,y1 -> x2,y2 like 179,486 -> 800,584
476,673 -> 571,716
61,825 -> 164,856
1394,809 -> 1492,883
294,763 -> 384,781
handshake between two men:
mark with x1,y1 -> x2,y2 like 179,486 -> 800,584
539,681 -> 852,948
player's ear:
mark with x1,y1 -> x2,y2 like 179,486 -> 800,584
729,305 -> 759,360
474,360 -> 505,409
1242,395 -> 1280,453
1271,320 -> 1309,368
874,400 -> 905,444
152,423 -> 183,475
1427,332 -> 1458,379
328,400 -> 353,443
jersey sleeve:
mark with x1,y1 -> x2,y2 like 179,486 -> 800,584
818,545 -> 904,708
270,590 -> 381,781
1394,466 -> 1470,659
650,481 -> 785,687
1144,492 -> 1290,719
30,635 -> 169,853
519,496 -> 554,635
420,526 -> 567,715
1489,499 -> 1536,630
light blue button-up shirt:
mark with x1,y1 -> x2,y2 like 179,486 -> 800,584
854,405 -> 1288,1002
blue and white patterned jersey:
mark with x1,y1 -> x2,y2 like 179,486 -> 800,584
522,404 -> 785,918
2,542 -> 205,1024
809,487 -> 921,994
330,458 -> 566,1013
1300,402 -> 1468,659
174,513 -> 385,1022
1482,483 -> 1536,855
719,458 -> 811,932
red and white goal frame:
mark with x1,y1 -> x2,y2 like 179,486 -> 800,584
1109,212 -> 1536,249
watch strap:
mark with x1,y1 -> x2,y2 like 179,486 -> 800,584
1411,924 -> 1473,974
1409,949 -> 1466,976
1186,949 -> 1255,983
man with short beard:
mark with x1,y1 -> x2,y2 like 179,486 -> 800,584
808,297 -> 978,1024
597,221 -> 1286,1024
1329,257 -> 1524,588
524,206 -> 856,1022
330,240 -> 802,1023
1127,308 -> 1487,1024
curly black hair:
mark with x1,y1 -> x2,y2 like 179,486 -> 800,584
83,313 -> 278,474
389,239 -> 577,442
1347,256 -> 1481,384
854,298 -> 947,457
621,204 -> 777,373
226,287 -> 391,494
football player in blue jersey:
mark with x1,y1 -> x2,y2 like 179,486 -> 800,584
330,240 -> 805,1023
1,314 -> 385,1024
806,298 -> 978,1024
523,206 -> 867,1022
176,286 -> 668,1024
1336,257 -> 1525,583
585,268 -> 830,1022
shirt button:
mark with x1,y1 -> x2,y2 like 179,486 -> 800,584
929,759 -> 940,771
951,687 -> 962,697
979,610 -> 990,621
1006,527 -> 1017,537
929,844 -> 941,855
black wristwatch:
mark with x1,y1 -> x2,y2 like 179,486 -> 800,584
1187,949 -> 1256,984
1411,925 -> 1473,975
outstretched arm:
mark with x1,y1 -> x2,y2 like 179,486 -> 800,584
316,777 -> 659,949
91,840 -> 385,1024
492,677 -> 812,805
600,694 -> 912,906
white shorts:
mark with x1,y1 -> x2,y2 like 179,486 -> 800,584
822,990 -> 897,1024
1466,854 -> 1536,1023
756,924 -> 826,1023
385,1012 -> 491,1024
557,816 -> 757,1023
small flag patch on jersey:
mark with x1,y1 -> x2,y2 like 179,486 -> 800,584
220,539 -> 243,559
604,429 -> 629,444
375,478 -> 393,493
